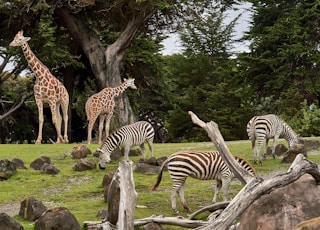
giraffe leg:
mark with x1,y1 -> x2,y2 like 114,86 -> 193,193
61,101 -> 69,143
104,112 -> 113,139
87,113 -> 98,144
35,100 -> 44,144
55,103 -> 63,143
98,115 -> 106,145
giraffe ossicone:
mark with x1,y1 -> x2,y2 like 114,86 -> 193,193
10,30 -> 69,144
85,78 -> 137,144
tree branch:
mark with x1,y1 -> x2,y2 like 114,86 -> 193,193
0,93 -> 32,120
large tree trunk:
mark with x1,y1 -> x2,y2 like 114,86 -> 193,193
55,7 -> 156,129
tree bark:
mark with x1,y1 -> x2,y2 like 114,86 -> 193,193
103,160 -> 137,230
187,111 -> 320,230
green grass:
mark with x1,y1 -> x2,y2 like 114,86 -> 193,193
0,139 -> 319,229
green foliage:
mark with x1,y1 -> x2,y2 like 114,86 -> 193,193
284,100 -> 320,137
241,0 -> 320,115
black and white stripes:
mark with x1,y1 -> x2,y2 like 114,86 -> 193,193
152,150 -> 255,214
246,114 -> 299,165
97,121 -> 154,169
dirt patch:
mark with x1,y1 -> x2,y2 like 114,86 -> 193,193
0,202 -> 20,217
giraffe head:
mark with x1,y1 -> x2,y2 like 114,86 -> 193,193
9,30 -> 31,47
124,78 -> 137,90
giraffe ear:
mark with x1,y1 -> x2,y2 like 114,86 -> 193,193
124,78 -> 127,81
24,37 -> 31,41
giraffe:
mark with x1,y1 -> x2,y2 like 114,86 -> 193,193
9,30 -> 69,144
85,78 -> 137,144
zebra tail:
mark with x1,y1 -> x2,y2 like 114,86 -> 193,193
151,158 -> 169,191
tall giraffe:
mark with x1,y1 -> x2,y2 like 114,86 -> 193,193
9,31 -> 69,144
85,78 -> 137,144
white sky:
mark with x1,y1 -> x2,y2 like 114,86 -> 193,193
161,2 -> 252,55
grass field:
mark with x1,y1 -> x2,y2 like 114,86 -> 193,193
0,139 -> 319,229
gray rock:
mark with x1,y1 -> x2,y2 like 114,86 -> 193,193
0,213 -> 24,230
73,158 -> 96,171
238,174 -> 320,230
34,207 -> 81,230
19,197 -> 47,221
30,156 -> 51,170
0,159 -> 17,180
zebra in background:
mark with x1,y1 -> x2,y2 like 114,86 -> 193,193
152,150 -> 256,214
96,121 -> 154,169
246,114 -> 300,166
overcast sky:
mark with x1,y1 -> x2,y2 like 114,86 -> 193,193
161,2 -> 252,55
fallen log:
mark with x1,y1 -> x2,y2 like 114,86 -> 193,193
134,215 -> 208,228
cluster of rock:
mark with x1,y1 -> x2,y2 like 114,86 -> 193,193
0,197 -> 81,230
265,139 -> 320,163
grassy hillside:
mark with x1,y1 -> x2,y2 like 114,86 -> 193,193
0,139 -> 319,229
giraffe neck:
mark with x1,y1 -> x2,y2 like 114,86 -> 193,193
21,43 -> 49,79
112,81 -> 130,97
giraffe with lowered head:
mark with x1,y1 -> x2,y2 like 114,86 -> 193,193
85,78 -> 137,144
9,30 -> 69,144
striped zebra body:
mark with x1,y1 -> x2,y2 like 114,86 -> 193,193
97,121 -> 154,169
152,150 -> 255,214
246,114 -> 299,165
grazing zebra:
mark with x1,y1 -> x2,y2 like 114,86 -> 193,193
152,150 -> 256,214
246,114 -> 299,165
97,121 -> 154,169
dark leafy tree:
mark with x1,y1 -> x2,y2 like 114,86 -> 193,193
239,0 -> 320,118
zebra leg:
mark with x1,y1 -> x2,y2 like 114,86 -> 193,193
139,143 -> 146,159
221,178 -> 232,201
178,186 -> 191,213
272,135 -> 279,159
263,138 -> 269,159
212,179 -> 222,203
146,139 -> 154,158
123,145 -> 130,161
170,188 -> 179,215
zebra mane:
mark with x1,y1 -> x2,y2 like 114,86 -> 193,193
234,155 -> 256,176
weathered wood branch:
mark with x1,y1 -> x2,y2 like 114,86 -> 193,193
188,201 -> 229,220
134,215 -> 208,228
188,111 -> 320,230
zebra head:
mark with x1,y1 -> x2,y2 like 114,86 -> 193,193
97,148 -> 111,170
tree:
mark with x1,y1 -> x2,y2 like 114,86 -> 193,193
163,3 -> 252,141
239,0 -> 320,117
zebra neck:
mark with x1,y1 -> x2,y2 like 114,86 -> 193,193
283,125 -> 298,144
100,133 -> 122,154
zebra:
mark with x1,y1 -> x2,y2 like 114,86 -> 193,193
246,114 -> 300,166
96,121 -> 154,169
152,150 -> 256,214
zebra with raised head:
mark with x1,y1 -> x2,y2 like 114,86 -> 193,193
246,114 -> 300,166
152,150 -> 256,214
96,121 -> 154,169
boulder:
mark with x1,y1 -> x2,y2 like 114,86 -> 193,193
266,144 -> 288,156
144,222 -> 165,230
71,145 -> 92,159
34,207 -> 81,230
102,172 -> 115,202
238,174 -> 320,230
139,157 -> 157,165
282,149 -> 300,163
293,216 -> 320,230
19,197 -> 47,221
0,213 -> 24,230
30,156 -> 51,170
12,158 -> 27,169
135,163 -> 160,175
40,163 -> 60,175
129,148 -> 142,156
0,159 -> 17,180
73,158 -> 96,171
